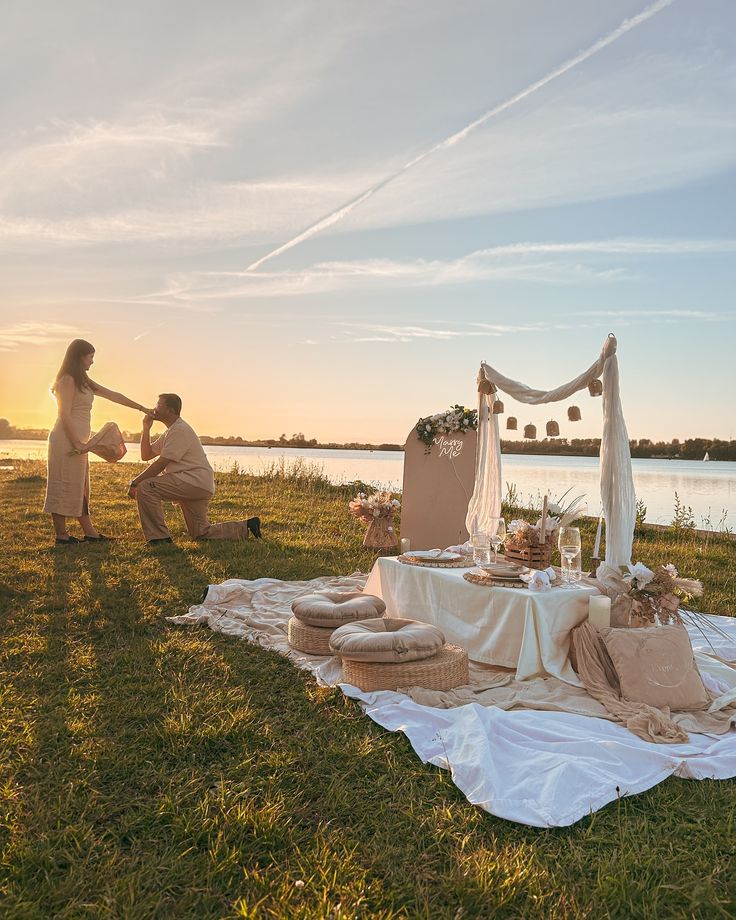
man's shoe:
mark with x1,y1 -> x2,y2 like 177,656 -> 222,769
246,517 -> 262,539
147,537 -> 173,545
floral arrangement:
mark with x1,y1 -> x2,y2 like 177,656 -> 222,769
349,492 -> 400,549
507,490 -> 586,549
617,562 -> 703,626
416,405 -> 477,451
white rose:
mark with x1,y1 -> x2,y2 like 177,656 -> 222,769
625,562 -> 655,588
425,424 -> 432,431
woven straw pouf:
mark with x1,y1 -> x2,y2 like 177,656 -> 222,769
287,616 -> 335,655
341,644 -> 469,692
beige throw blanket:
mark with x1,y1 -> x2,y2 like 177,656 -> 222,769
569,621 -> 736,743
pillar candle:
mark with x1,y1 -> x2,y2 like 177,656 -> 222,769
588,595 -> 611,629
593,515 -> 603,559
400,538 -> 411,554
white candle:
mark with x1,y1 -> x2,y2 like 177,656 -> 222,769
588,595 -> 611,629
593,515 -> 603,559
539,494 -> 548,544
400,537 -> 411,554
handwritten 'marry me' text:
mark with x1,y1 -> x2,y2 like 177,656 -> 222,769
433,436 -> 463,459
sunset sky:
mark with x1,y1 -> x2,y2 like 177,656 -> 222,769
1,0 -> 734,444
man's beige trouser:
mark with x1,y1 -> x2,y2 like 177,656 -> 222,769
136,474 -> 248,541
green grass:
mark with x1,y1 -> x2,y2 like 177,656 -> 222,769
0,460 -> 734,919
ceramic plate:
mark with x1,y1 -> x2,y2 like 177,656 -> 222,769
405,550 -> 462,562
479,562 -> 530,578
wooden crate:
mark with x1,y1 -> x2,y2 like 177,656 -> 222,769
504,542 -> 553,569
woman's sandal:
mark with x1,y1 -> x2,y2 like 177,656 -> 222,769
55,535 -> 81,545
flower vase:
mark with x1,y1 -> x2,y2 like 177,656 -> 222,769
364,515 -> 397,550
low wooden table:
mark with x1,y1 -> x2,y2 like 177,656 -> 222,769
364,557 -> 599,685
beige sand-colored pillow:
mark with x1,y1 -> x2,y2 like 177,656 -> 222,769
291,591 -> 385,628
329,617 -> 445,663
86,422 -> 127,463
600,624 -> 709,711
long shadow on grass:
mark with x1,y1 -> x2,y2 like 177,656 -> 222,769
9,547 -> 201,913
205,634 -> 568,918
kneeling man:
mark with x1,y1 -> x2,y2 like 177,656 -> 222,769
128,393 -> 261,544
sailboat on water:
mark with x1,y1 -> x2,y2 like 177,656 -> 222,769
703,451 -> 710,462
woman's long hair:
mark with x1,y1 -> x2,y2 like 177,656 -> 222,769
52,339 -> 95,393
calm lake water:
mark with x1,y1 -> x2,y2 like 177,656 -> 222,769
2,439 -> 735,529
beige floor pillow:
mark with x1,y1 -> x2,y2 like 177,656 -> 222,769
329,617 -> 445,663
291,591 -> 385,628
600,624 -> 709,711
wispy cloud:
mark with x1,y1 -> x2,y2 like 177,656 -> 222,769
147,236 -> 733,304
0,177 -> 367,245
0,322 -> 80,352
469,239 -> 736,258
0,117 -> 225,216
328,307 -> 729,347
241,0 -> 677,271
577,308 -> 727,320
336,321 -> 543,344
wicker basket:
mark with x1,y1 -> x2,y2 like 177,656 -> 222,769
287,616 -> 335,655
504,542 -> 553,569
341,644 -> 469,692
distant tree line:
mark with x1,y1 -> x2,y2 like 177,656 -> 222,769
1,419 -> 734,459
500,437 -> 736,461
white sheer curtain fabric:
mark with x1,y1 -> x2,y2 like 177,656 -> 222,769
466,334 -> 636,566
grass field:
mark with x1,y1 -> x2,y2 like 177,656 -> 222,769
1,460 -> 734,919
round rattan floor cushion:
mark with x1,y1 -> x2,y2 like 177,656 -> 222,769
342,644 -> 469,692
329,617 -> 445,663
287,616 -> 334,655
291,591 -> 386,628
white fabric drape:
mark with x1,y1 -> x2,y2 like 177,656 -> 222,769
466,334 -> 636,566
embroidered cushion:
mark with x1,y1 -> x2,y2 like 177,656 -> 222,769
600,624 -> 709,711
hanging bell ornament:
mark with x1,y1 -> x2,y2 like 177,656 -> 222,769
546,420 -> 560,437
567,405 -> 581,421
523,424 -> 537,439
506,416 -> 518,431
478,378 -> 497,395
492,399 -> 504,414
588,379 -> 603,397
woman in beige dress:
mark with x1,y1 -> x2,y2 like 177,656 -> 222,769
43,338 -> 153,544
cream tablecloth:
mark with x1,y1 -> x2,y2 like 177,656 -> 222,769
364,557 -> 599,685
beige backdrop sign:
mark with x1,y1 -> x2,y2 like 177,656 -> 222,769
401,428 -> 477,551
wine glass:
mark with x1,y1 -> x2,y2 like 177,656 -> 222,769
558,526 -> 581,584
488,517 -> 506,564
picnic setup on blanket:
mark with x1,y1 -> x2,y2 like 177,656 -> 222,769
170,335 -> 736,827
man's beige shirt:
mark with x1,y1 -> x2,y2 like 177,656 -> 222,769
151,418 -> 216,494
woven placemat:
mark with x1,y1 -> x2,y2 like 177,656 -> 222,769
463,570 -> 562,589
398,553 -> 474,569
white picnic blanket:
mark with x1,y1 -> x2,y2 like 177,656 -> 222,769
168,574 -> 736,828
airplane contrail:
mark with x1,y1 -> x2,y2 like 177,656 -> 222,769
243,0 -> 676,273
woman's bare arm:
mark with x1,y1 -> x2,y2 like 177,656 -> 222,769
88,379 -> 153,414
56,375 -> 86,452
